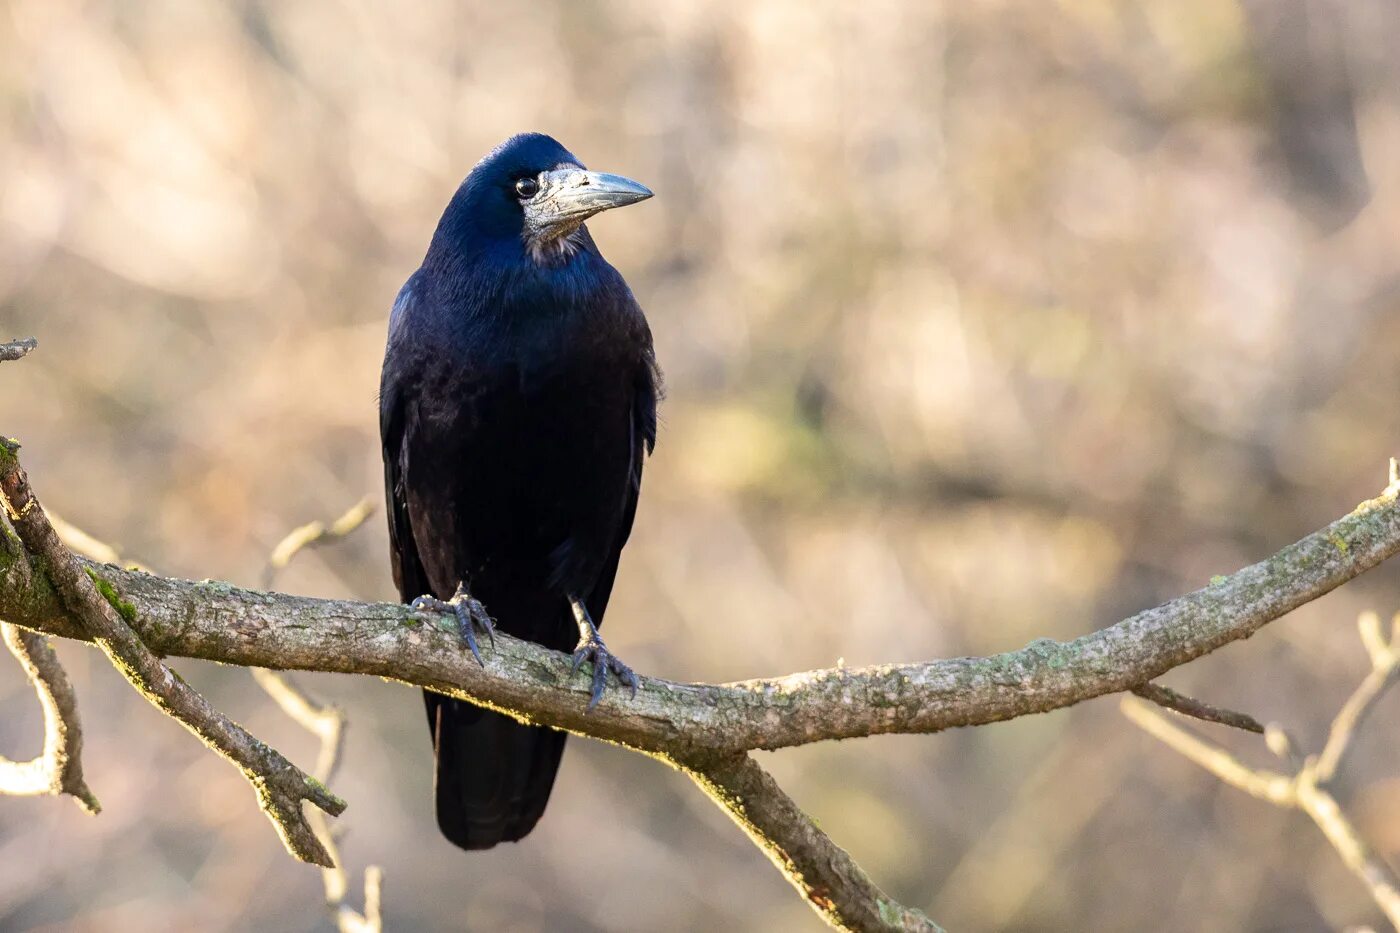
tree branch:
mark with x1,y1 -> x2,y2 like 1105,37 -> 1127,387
1129,682 -> 1264,733
680,752 -> 941,932
1123,609 -> 1400,928
1314,611 -> 1399,784
253,668 -> 381,932
260,496 -> 377,591
0,424 -> 101,815
0,446 -> 345,866
0,338 -> 37,363
1120,697 -> 1295,804
4,462 -> 1399,759
5,438 -> 1400,928
0,623 -> 101,812
255,498 -> 383,930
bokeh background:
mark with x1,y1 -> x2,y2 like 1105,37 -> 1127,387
2,1 -> 1400,930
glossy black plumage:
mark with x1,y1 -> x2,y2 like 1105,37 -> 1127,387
379,133 -> 658,849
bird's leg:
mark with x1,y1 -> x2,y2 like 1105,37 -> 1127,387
568,595 -> 638,710
411,581 -> 496,666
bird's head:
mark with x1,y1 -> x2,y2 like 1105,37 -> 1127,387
440,133 -> 653,266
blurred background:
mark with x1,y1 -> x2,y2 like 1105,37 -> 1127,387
1,0 -> 1399,930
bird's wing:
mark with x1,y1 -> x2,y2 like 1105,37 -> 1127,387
380,281 -> 432,603
582,346 -> 660,621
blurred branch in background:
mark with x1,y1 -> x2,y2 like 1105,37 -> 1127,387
258,500 -> 383,933
1123,609 -> 1400,927
46,471 -> 387,929
260,496 -> 378,592
3,436 -> 1400,930
0,443 -> 346,865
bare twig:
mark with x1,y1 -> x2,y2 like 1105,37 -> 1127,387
47,513 -> 123,565
1314,612 -> 1400,784
0,448 -> 345,866
260,496 -> 377,591
1130,682 -> 1265,733
256,498 -> 382,931
0,338 -> 37,363
253,669 -> 380,932
253,669 -> 346,786
0,624 -> 100,813
1123,610 -> 1400,928
1121,698 -> 1295,804
681,752 -> 941,932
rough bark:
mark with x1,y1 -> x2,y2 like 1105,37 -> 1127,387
3,474 -> 1397,757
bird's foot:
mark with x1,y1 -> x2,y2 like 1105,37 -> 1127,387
412,582 -> 496,666
569,630 -> 638,711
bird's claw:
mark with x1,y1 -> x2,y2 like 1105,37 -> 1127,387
412,583 -> 496,666
569,633 -> 638,711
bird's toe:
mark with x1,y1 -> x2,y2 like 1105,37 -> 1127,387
570,635 -> 640,711
412,585 -> 495,666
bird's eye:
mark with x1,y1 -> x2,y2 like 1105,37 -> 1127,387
514,178 -> 540,199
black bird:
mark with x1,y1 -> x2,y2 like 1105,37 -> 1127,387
379,133 -> 659,850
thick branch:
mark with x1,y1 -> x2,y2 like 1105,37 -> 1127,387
0,450 -> 345,866
4,470 -> 1399,758
0,623 -> 100,812
680,752 -> 941,932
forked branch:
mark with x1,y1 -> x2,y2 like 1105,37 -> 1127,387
0,447 -> 345,866
1123,611 -> 1400,928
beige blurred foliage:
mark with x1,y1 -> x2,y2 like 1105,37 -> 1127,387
2,1 -> 1400,930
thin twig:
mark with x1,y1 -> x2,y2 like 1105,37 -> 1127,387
1293,768 -> 1400,928
679,752 -> 942,932
256,497 -> 383,931
0,623 -> 100,813
253,668 -> 380,931
0,338 -> 37,363
1130,682 -> 1265,733
1120,698 -> 1294,804
251,669 -> 346,788
47,510 -> 154,573
44,498 -> 382,916
1315,612 -> 1400,784
260,497 -> 377,591
1123,610 -> 1400,928
0,448 -> 345,866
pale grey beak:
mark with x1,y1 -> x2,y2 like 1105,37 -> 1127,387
535,169 -> 653,225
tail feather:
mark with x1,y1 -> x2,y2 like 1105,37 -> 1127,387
425,691 -> 568,850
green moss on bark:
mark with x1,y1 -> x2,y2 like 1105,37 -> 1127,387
84,568 -> 137,624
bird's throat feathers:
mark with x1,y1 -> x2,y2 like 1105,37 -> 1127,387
523,223 -> 587,266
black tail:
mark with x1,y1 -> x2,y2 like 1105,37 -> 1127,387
424,691 -> 568,850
